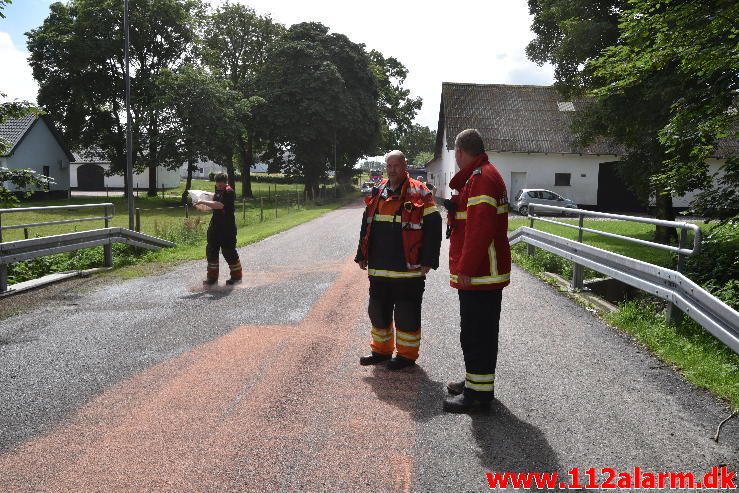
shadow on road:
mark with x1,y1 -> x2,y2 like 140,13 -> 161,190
472,400 -> 560,476
363,365 -> 446,423
180,285 -> 236,300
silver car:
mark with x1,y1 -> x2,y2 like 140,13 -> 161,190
514,188 -> 578,216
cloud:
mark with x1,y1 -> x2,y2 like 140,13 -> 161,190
0,31 -> 38,104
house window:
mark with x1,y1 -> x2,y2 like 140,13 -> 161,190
43,166 -> 50,178
555,173 -> 571,186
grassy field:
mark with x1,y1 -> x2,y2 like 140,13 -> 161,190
507,215 -> 712,269
3,186 -> 358,286
0,181 -> 332,242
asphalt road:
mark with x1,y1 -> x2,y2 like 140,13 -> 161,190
0,202 -> 736,492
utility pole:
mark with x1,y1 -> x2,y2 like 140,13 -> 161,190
124,0 -> 134,230
333,130 -> 337,199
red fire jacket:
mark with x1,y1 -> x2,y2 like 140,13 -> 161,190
448,154 -> 511,290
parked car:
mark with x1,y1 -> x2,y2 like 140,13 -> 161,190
360,182 -> 375,195
513,189 -> 578,216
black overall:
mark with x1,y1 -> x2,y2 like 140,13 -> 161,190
205,186 -> 241,281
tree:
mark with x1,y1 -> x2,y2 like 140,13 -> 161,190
0,0 -> 11,18
27,0 -> 203,197
398,124 -> 436,166
527,0 -> 683,242
259,22 -> 380,197
155,65 -> 247,196
586,0 -> 738,220
369,50 -> 422,153
528,0 -> 739,237
201,3 -> 284,197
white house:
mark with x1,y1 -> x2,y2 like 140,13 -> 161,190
71,151 -> 180,190
426,83 -> 727,211
0,114 -> 73,197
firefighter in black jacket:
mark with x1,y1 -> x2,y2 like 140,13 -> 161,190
195,172 -> 242,286
355,151 -> 443,370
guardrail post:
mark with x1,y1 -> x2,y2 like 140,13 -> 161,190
135,208 -> 141,232
103,205 -> 113,268
0,264 -> 7,294
667,228 -> 689,324
260,198 -> 264,222
526,207 -> 536,257
571,214 -> 585,291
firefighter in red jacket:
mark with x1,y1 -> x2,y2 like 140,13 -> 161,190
195,172 -> 243,286
443,129 -> 511,413
355,150 -> 442,370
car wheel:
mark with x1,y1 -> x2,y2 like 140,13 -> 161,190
519,205 -> 529,216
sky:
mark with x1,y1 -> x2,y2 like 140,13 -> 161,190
0,0 -> 554,130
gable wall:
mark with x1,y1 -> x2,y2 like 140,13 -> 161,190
4,120 -> 70,191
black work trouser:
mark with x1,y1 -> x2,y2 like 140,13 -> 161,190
206,222 -> 240,280
458,289 -> 503,401
368,278 -> 425,360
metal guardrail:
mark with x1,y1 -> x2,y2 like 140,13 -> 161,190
0,203 -> 115,243
0,204 -> 175,294
509,205 -> 738,354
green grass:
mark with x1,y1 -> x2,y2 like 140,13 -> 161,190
3,190 -> 358,284
0,184 -> 334,242
508,216 -> 716,270
171,178 -> 320,201
607,302 -> 739,409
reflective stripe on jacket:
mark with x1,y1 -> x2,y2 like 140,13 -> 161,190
448,154 -> 511,290
357,174 -> 439,277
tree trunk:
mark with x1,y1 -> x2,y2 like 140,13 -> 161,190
182,156 -> 194,205
654,188 -> 678,244
147,119 -> 159,197
239,134 -> 254,199
227,154 -> 236,190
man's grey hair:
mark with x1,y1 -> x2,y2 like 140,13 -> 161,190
454,129 -> 485,156
384,150 -> 407,164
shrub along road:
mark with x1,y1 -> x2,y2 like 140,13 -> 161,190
0,202 -> 736,491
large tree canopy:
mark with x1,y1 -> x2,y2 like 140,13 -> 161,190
526,0 -> 738,239
201,3 -> 284,196
27,0 -> 203,196
369,50 -> 422,154
259,22 -> 380,197
399,124 -> 436,167
588,0 -> 738,219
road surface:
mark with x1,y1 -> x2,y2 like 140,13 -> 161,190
0,202 -> 736,491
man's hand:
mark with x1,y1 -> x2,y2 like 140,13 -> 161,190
421,266 -> 431,275
457,274 -> 472,289
357,260 -> 368,270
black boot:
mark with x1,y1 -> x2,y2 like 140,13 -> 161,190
446,380 -> 465,395
203,278 -> 217,287
359,352 -> 391,366
443,394 -> 491,414
387,355 -> 416,371
225,278 -> 242,286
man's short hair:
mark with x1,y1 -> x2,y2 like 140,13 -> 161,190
214,172 -> 228,183
454,129 -> 485,156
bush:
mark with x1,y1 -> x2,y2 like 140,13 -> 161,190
684,219 -> 739,285
7,243 -> 145,285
